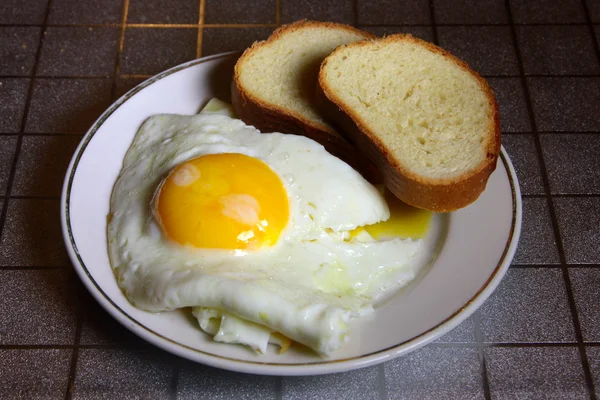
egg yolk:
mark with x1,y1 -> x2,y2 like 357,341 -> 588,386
154,153 -> 289,250
351,189 -> 433,240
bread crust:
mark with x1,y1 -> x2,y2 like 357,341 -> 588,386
232,20 -> 375,166
317,34 -> 501,212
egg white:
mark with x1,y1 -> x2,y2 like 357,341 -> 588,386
108,101 -> 422,355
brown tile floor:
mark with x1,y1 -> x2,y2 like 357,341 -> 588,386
0,0 -> 599,399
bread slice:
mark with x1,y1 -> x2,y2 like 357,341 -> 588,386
232,20 -> 375,165
317,34 -> 501,212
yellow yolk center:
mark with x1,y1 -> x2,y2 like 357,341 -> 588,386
154,153 -> 289,250
351,188 -> 433,240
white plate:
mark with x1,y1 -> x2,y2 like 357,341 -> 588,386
61,52 -> 522,376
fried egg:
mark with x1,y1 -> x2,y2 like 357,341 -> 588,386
108,99 -> 430,355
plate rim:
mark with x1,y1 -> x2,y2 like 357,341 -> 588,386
61,52 -> 522,376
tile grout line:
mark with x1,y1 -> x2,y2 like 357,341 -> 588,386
377,363 -> 388,400
505,1 -> 597,398
474,311 -> 492,400
275,376 -> 283,400
196,0 -> 206,58
110,0 -> 130,101
276,0 -> 281,26
169,362 -> 180,400
427,0 -> 439,45
0,0 -> 53,262
581,0 -> 600,67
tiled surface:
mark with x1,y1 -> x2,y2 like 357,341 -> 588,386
541,134 -> 600,195
554,197 -> 600,264
433,0 -> 508,24
205,0 -> 276,24
509,0 -> 586,23
11,135 -> 82,197
282,0 -> 354,24
528,77 -> 600,132
72,348 -> 175,399
48,0 -> 123,24
25,78 -> 112,133
357,0 -> 430,25
479,268 -> 576,343
384,347 -> 484,399
0,79 -> 30,133
437,26 -> 519,76
179,362 -> 278,399
517,26 -> 600,76
0,199 -> 69,266
485,346 -> 589,399
1,1 -> 599,399
201,27 -> 275,56
0,27 -> 41,76
512,197 -> 560,265
37,27 -> 119,77
487,77 -> 532,132
0,269 -> 78,344
128,0 -> 199,24
569,268 -> 600,342
502,134 -> 544,195
283,366 -> 380,400
0,349 -> 72,399
0,136 -> 18,195
122,28 -> 197,75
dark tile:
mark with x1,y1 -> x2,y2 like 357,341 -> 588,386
201,27 -> 275,56
510,0 -> 586,23
79,291 -> 145,346
11,135 -> 81,197
502,134 -> 544,195
360,26 -> 434,43
434,313 -> 476,343
0,79 -> 29,133
38,27 -> 119,77
122,28 -> 197,75
517,26 -> 600,76
179,361 -> 277,399
0,27 -> 41,76
554,197 -> 600,264
513,197 -> 560,265
480,268 -> 575,342
73,348 -> 174,399
487,78 -> 531,132
25,78 -> 111,133
283,366 -> 379,400
433,0 -> 508,23
0,199 -> 69,266
485,347 -> 588,399
0,136 -> 18,196
49,0 -> 122,24
528,78 -> 600,132
570,268 -> 600,342
541,134 -> 600,194
588,347 -> 600,398
0,0 -> 48,24
384,347 -> 483,399
128,0 -> 198,24
0,349 -> 72,399
438,26 -> 519,76
205,0 -> 276,24
282,0 -> 354,24
357,0 -> 430,25
0,269 -> 78,344
115,76 -> 148,99
590,1 -> 600,23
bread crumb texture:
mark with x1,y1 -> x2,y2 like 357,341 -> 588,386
321,37 -> 494,180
